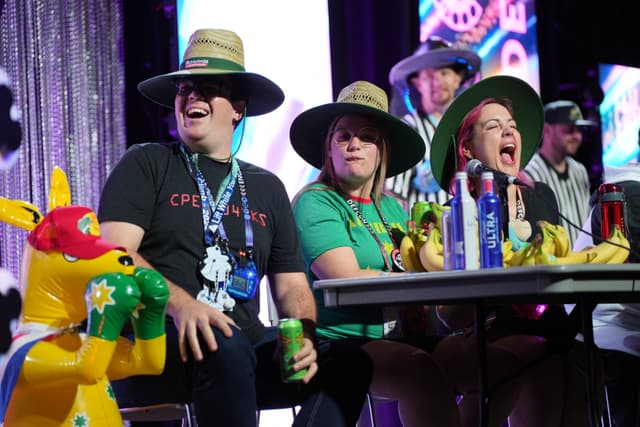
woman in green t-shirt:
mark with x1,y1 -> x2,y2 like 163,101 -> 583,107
290,80 -> 521,427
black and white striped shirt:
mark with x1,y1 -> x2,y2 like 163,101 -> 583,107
523,152 -> 591,244
385,111 -> 451,209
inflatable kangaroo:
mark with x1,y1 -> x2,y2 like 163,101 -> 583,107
0,166 -> 169,426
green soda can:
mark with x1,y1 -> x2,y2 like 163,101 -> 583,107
411,201 -> 432,228
278,318 -> 307,383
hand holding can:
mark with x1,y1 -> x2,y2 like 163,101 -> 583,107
278,318 -> 308,383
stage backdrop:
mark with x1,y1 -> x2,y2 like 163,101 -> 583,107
176,0 -> 331,199
599,63 -> 640,167
419,0 -> 540,87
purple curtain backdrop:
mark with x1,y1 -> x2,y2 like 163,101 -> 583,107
0,0 -> 126,279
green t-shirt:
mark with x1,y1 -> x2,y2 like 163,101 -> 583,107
293,183 -> 408,339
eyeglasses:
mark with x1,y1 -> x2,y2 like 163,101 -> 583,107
174,78 -> 233,99
330,127 -> 380,147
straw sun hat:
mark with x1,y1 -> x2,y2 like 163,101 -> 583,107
290,81 -> 425,177
137,28 -> 284,116
430,75 -> 544,190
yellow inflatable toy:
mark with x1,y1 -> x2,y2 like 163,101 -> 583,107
0,166 -> 169,426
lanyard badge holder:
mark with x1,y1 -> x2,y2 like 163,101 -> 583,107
199,238 -> 236,311
226,247 -> 259,300
181,145 -> 259,311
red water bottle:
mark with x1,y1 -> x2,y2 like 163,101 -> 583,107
599,183 -> 626,240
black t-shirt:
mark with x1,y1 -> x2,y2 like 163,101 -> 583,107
520,181 -> 561,239
490,181 -> 560,241
98,142 -> 305,343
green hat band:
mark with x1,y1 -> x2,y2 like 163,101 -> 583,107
181,57 -> 245,72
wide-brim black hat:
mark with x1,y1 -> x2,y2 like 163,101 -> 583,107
137,29 -> 284,117
430,75 -> 543,189
389,36 -> 482,88
290,81 -> 425,177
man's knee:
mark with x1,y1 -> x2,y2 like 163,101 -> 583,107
197,327 -> 257,375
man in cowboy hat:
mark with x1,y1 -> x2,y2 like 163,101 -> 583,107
98,28 -> 372,427
523,100 -> 596,244
385,36 -> 482,208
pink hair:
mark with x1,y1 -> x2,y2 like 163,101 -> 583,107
450,97 -> 515,194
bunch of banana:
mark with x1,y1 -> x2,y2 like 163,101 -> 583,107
537,220 -> 571,257
502,239 -> 514,267
539,222 -> 556,256
419,223 -> 444,272
507,232 -> 597,266
510,235 -> 540,266
399,220 -> 427,272
507,240 -> 531,267
534,221 -> 629,265
586,224 -> 630,264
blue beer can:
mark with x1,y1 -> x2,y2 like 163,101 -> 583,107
478,172 -> 503,268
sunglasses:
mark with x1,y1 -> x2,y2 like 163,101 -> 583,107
330,127 -> 381,147
174,78 -> 233,99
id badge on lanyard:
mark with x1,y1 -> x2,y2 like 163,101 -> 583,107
181,146 -> 258,311
198,241 -> 236,311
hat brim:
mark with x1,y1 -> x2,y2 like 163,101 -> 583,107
137,69 -> 284,117
389,48 -> 482,87
430,75 -> 543,190
63,240 -> 126,260
290,103 -> 425,178
574,119 -> 596,127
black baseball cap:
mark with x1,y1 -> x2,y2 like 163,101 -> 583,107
544,100 -> 594,126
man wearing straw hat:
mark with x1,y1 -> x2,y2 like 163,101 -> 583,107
98,29 -> 372,427
385,36 -> 481,208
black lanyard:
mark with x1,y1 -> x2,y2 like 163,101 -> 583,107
345,198 -> 401,272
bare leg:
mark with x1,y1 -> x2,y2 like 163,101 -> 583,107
559,341 -> 604,427
501,339 -> 604,427
362,340 -> 460,427
433,335 -> 522,427
492,335 -> 564,427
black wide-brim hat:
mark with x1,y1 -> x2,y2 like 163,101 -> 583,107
430,75 -> 543,189
137,29 -> 284,117
290,81 -> 425,178
389,37 -> 482,88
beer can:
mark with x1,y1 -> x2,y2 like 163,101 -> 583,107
278,318 -> 307,382
478,172 -> 503,268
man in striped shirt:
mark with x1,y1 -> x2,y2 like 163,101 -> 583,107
385,37 -> 481,208
523,100 -> 595,244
